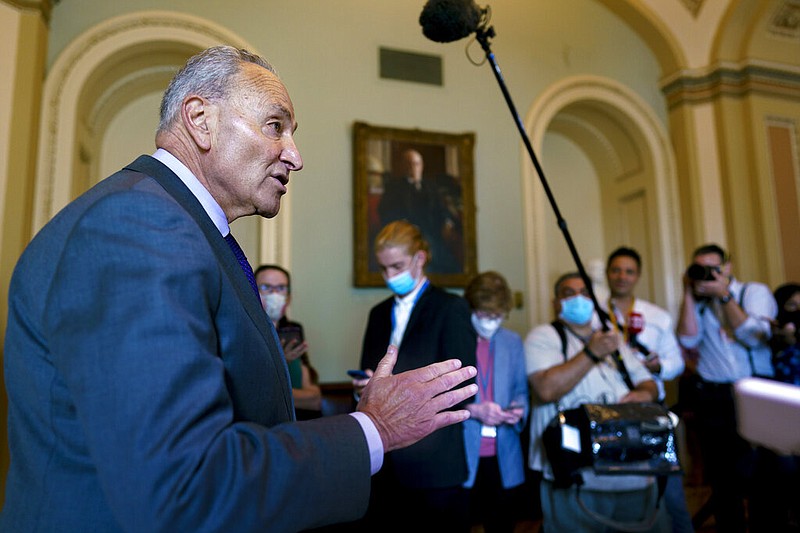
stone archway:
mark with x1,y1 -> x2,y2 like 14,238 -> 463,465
521,75 -> 683,325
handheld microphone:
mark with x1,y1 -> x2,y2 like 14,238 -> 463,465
419,0 -> 484,43
627,311 -> 650,356
628,311 -> 644,337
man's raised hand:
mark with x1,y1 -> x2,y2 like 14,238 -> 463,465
357,345 -> 477,452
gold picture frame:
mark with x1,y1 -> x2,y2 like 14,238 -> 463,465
353,121 -> 477,287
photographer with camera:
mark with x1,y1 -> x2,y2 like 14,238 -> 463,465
677,243 -> 777,532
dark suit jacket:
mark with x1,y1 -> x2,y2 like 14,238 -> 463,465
1,156 -> 369,532
377,177 -> 459,274
360,284 -> 476,489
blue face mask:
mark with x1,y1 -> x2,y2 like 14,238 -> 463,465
386,270 -> 416,295
385,256 -> 419,295
559,294 -> 594,325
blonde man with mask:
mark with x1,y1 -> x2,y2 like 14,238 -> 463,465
354,219 -> 477,532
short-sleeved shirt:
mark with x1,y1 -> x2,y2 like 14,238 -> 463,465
524,322 -> 654,491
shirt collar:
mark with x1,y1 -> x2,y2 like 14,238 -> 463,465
152,148 -> 230,236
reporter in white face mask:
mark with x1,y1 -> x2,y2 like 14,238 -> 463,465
254,264 -> 321,420
353,220 -> 477,533
462,271 -> 530,533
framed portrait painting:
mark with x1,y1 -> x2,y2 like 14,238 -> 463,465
352,121 -> 477,287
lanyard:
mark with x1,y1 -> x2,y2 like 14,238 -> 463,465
608,297 -> 635,344
476,338 -> 494,399
390,279 -> 430,332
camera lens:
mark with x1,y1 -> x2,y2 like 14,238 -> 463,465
686,264 -> 720,281
686,264 -> 708,281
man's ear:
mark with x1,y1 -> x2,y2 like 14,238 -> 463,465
182,95 -> 216,151
416,251 -> 428,270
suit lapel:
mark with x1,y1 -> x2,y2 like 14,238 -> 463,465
402,284 -> 433,345
125,156 -> 292,409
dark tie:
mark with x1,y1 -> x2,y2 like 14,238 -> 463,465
224,232 -> 260,300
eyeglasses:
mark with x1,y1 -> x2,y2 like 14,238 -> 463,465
475,311 -> 504,320
258,283 -> 289,294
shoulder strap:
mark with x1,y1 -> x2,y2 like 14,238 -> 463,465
611,352 -> 636,391
551,321 -> 568,361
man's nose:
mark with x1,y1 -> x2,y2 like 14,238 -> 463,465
282,136 -> 303,171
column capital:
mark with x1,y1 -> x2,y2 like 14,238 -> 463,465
1,0 -> 55,25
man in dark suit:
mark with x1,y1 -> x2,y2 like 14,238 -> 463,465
1,46 -> 477,532
357,220 -> 477,532
378,149 -> 459,273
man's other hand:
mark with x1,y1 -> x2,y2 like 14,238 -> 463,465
356,345 -> 477,452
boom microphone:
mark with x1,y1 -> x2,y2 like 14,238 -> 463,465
419,0 -> 483,43
421,1 -> 615,347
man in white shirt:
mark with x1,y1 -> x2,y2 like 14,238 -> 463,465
604,246 -> 691,532
677,243 -> 777,532
525,272 -> 667,532
603,247 -> 684,401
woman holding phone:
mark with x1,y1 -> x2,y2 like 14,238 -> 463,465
462,271 -> 529,533
255,264 -> 321,420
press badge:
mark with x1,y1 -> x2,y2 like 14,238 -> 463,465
481,425 -> 497,438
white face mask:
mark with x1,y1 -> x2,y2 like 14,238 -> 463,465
471,313 -> 503,339
262,293 -> 287,322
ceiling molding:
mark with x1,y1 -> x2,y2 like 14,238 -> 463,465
2,0 -> 54,24
680,0 -> 705,18
661,60 -> 800,107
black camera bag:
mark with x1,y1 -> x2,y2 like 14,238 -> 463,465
543,402 -> 681,488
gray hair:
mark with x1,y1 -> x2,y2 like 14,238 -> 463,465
157,46 -> 275,133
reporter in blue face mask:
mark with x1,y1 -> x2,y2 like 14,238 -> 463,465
353,220 -> 477,533
462,271 -> 530,533
523,273 -> 662,533
559,292 -> 595,326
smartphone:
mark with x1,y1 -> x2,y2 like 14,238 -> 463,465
347,369 -> 370,380
277,326 -> 303,346
504,403 -> 524,412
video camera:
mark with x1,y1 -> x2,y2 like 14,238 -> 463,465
686,263 -> 721,281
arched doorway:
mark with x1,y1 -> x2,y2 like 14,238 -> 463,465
522,75 -> 683,325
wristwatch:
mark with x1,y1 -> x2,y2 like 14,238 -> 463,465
719,292 -> 733,304
583,346 -> 602,364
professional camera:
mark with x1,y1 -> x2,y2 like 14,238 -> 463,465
686,263 -> 721,281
